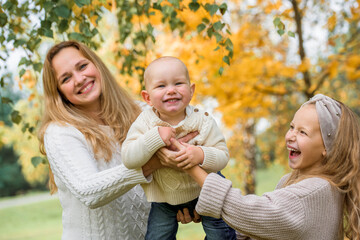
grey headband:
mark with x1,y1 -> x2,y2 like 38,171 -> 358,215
302,94 -> 342,152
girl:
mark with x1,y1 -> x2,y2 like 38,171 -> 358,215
179,94 -> 360,239
38,41 -> 197,240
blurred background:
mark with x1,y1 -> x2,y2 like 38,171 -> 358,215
0,0 -> 359,239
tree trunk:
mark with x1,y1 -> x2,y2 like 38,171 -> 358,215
243,118 -> 256,194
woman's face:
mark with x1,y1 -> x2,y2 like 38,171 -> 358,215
52,47 -> 102,112
285,104 -> 326,174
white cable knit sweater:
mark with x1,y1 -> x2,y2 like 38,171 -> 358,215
44,123 -> 151,240
122,105 -> 229,205
196,173 -> 344,240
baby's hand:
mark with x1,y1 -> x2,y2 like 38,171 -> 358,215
158,127 -> 176,146
175,143 -> 204,169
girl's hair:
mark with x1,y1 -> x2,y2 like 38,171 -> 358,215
38,40 -> 141,193
285,101 -> 360,239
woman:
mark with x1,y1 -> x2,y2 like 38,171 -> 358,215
176,94 -> 360,239
38,40 -> 197,240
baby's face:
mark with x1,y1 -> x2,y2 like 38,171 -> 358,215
142,59 -> 195,124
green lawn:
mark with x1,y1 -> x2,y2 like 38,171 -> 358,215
0,199 -> 62,240
0,164 -> 285,240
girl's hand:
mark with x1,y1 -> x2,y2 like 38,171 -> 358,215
175,143 -> 204,169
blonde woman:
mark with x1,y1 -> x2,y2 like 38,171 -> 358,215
38,41 -> 197,240
178,94 -> 360,239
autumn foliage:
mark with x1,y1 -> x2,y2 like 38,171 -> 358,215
1,0 -> 360,195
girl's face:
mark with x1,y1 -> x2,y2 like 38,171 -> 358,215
52,47 -> 102,113
285,104 -> 326,174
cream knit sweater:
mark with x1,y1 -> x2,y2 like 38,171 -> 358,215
44,123 -> 151,240
122,105 -> 229,205
196,173 -> 344,240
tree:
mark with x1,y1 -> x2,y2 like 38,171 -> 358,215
0,0 -> 232,186
146,0 -> 360,193
1,0 -> 360,195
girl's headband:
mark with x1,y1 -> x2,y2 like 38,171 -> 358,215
302,94 -> 342,152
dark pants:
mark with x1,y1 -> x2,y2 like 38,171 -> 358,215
145,172 -> 236,240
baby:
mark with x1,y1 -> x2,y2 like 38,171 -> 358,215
122,56 -> 236,240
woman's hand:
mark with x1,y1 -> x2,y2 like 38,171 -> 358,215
141,155 -> 162,177
167,131 -> 199,151
176,208 -> 201,224
156,147 -> 180,170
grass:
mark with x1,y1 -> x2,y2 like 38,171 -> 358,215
0,164 -> 285,240
0,199 -> 62,240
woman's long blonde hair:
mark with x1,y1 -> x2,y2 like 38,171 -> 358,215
285,101 -> 360,239
38,41 -> 141,193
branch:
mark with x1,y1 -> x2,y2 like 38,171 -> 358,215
310,70 -> 329,97
291,0 -> 312,98
253,85 -> 288,96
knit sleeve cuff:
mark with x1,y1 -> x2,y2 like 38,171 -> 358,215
143,127 -> 166,153
195,173 -> 232,218
199,146 -> 217,171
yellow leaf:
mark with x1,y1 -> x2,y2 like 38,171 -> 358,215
327,14 -> 336,32
328,60 -> 339,79
72,4 -> 82,17
90,15 -> 98,27
298,58 -> 311,72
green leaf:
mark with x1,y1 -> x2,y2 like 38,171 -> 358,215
14,39 -> 27,47
214,32 -> 222,43
207,27 -> 213,38
277,29 -> 285,36
54,5 -> 71,18
43,2 -> 53,11
225,38 -> 233,50
0,13 -> 8,27
28,126 -> 35,134
43,28 -> 54,38
288,31 -> 295,37
219,67 -> 224,76
19,69 -> 26,78
213,21 -> 224,31
214,46 -> 220,51
189,2 -> 200,12
168,0 -> 180,8
75,0 -> 91,7
3,1 -> 13,10
31,156 -> 46,167
273,17 -> 281,26
197,23 -> 206,33
223,56 -> 230,65
202,18 -> 210,24
68,32 -> 86,42
80,22 -> 92,37
1,97 -> 13,104
11,110 -> 22,124
58,19 -> 69,33
219,3 -> 227,15
33,63 -> 42,72
205,3 -> 219,16
21,123 -> 30,133
18,57 -> 29,66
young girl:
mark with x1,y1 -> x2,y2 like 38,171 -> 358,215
179,94 -> 360,239
38,41 -> 196,240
